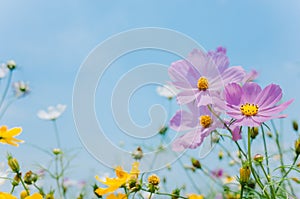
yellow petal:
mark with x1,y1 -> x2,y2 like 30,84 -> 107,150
6,127 -> 22,137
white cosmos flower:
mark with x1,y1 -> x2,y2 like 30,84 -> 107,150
37,104 -> 67,120
0,162 -> 9,186
156,84 -> 178,99
13,81 -> 30,97
0,64 -> 8,78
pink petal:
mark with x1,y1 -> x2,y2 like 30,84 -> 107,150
255,84 -> 282,108
176,89 -> 198,104
169,110 -> 198,131
241,82 -> 262,104
172,129 -> 203,151
224,83 -> 243,106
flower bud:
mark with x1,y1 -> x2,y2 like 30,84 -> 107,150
267,131 -> 273,138
293,120 -> 299,132
191,158 -> 201,169
12,174 -> 20,186
240,165 -> 251,185
171,188 -> 180,199
131,146 -> 143,160
6,60 -> 16,70
52,148 -> 62,155
159,126 -> 168,135
251,127 -> 259,139
148,174 -> 160,186
253,154 -> 264,164
7,154 -> 20,173
295,139 -> 300,155
20,190 -> 30,199
218,150 -> 223,160
24,170 -> 38,185
45,192 -> 55,199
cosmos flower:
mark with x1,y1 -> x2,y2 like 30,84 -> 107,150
0,126 -> 23,147
224,82 -> 293,127
168,47 -> 245,106
13,81 -> 30,98
95,162 -> 139,196
0,192 -> 17,199
156,84 -> 178,99
37,104 -> 66,120
170,103 -> 223,151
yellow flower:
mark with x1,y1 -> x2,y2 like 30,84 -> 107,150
95,162 -> 139,196
0,192 -> 17,199
20,190 -> 30,199
148,174 -> 160,186
0,126 -> 23,146
106,193 -> 127,199
188,193 -> 204,199
24,193 -> 43,199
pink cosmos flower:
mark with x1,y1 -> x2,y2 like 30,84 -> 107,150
224,82 -> 293,127
168,47 -> 245,107
170,103 -> 223,151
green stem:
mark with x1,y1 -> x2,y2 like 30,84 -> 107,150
141,188 -> 188,198
240,185 -> 244,199
33,183 -> 44,196
52,120 -> 61,149
10,185 -> 15,194
207,105 -> 247,158
55,156 -> 63,198
247,127 -> 270,199
271,120 -> 296,196
18,172 -> 30,195
259,163 -> 275,198
261,126 -> 270,175
275,154 -> 299,194
148,192 -> 153,199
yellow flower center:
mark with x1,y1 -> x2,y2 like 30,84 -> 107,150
199,115 -> 212,128
197,77 -> 209,90
240,103 -> 259,116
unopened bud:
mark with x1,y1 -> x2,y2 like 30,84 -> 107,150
171,188 -> 180,199
131,146 -> 143,160
24,170 -> 38,185
6,60 -> 16,70
159,126 -> 168,135
20,190 -> 30,199
253,154 -> 264,164
293,120 -> 299,132
295,139 -> 300,155
240,165 -> 251,185
267,131 -> 273,138
7,154 -> 20,173
191,158 -> 201,169
12,174 -> 21,186
251,127 -> 259,139
218,150 -> 224,160
52,148 -> 62,155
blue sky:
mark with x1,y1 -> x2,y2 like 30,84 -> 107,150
1,0 -> 300,195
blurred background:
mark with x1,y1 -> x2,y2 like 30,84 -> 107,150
1,0 -> 300,196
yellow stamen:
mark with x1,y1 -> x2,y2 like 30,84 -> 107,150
197,77 -> 209,90
240,103 -> 259,116
199,115 -> 212,128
